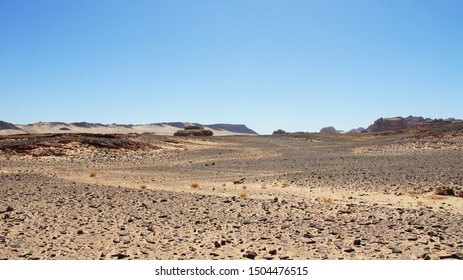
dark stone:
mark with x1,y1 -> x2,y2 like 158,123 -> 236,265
214,241 -> 221,248
344,248 -> 355,253
391,247 -> 402,254
422,254 -> 431,260
435,187 -> 455,196
77,229 -> 84,235
303,232 -> 313,238
407,236 -> 418,241
112,253 -> 129,259
269,249 -> 277,255
452,253 -> 463,260
6,206 -> 14,212
244,251 -> 258,259
354,239 -> 362,246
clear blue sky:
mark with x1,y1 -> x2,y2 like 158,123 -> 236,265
1,0 -> 462,134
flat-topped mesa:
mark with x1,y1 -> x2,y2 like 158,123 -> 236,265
174,126 -> 213,137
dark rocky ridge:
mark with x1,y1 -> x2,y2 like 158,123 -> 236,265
366,116 -> 463,133
0,121 -> 20,130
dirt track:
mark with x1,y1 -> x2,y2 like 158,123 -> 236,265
1,131 -> 463,260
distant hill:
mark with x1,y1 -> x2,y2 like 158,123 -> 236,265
0,121 -> 258,136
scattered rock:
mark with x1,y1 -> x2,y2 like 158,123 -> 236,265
354,239 -> 362,246
77,230 -> 84,235
269,249 -> 277,255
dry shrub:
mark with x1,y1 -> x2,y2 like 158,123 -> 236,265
239,193 -> 248,198
90,172 -> 97,177
281,182 -> 289,188
417,201 -> 424,206
242,185 -> 247,190
140,185 -> 148,190
191,183 -> 200,189
222,183 -> 226,187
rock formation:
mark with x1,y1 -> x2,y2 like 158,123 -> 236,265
366,117 -> 409,132
174,125 -> 214,137
272,129 -> 286,135
348,127 -> 366,133
319,126 -> 340,134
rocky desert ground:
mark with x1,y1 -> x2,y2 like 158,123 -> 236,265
1,123 -> 463,260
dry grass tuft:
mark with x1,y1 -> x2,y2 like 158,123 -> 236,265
417,200 -> 424,206
89,172 -> 97,177
242,185 -> 247,190
239,193 -> 248,198
281,182 -> 289,188
222,183 -> 226,187
191,183 -> 200,189
321,197 -> 334,204
425,194 -> 447,200
140,185 -> 148,190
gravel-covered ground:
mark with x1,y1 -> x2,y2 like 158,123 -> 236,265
1,129 -> 463,260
